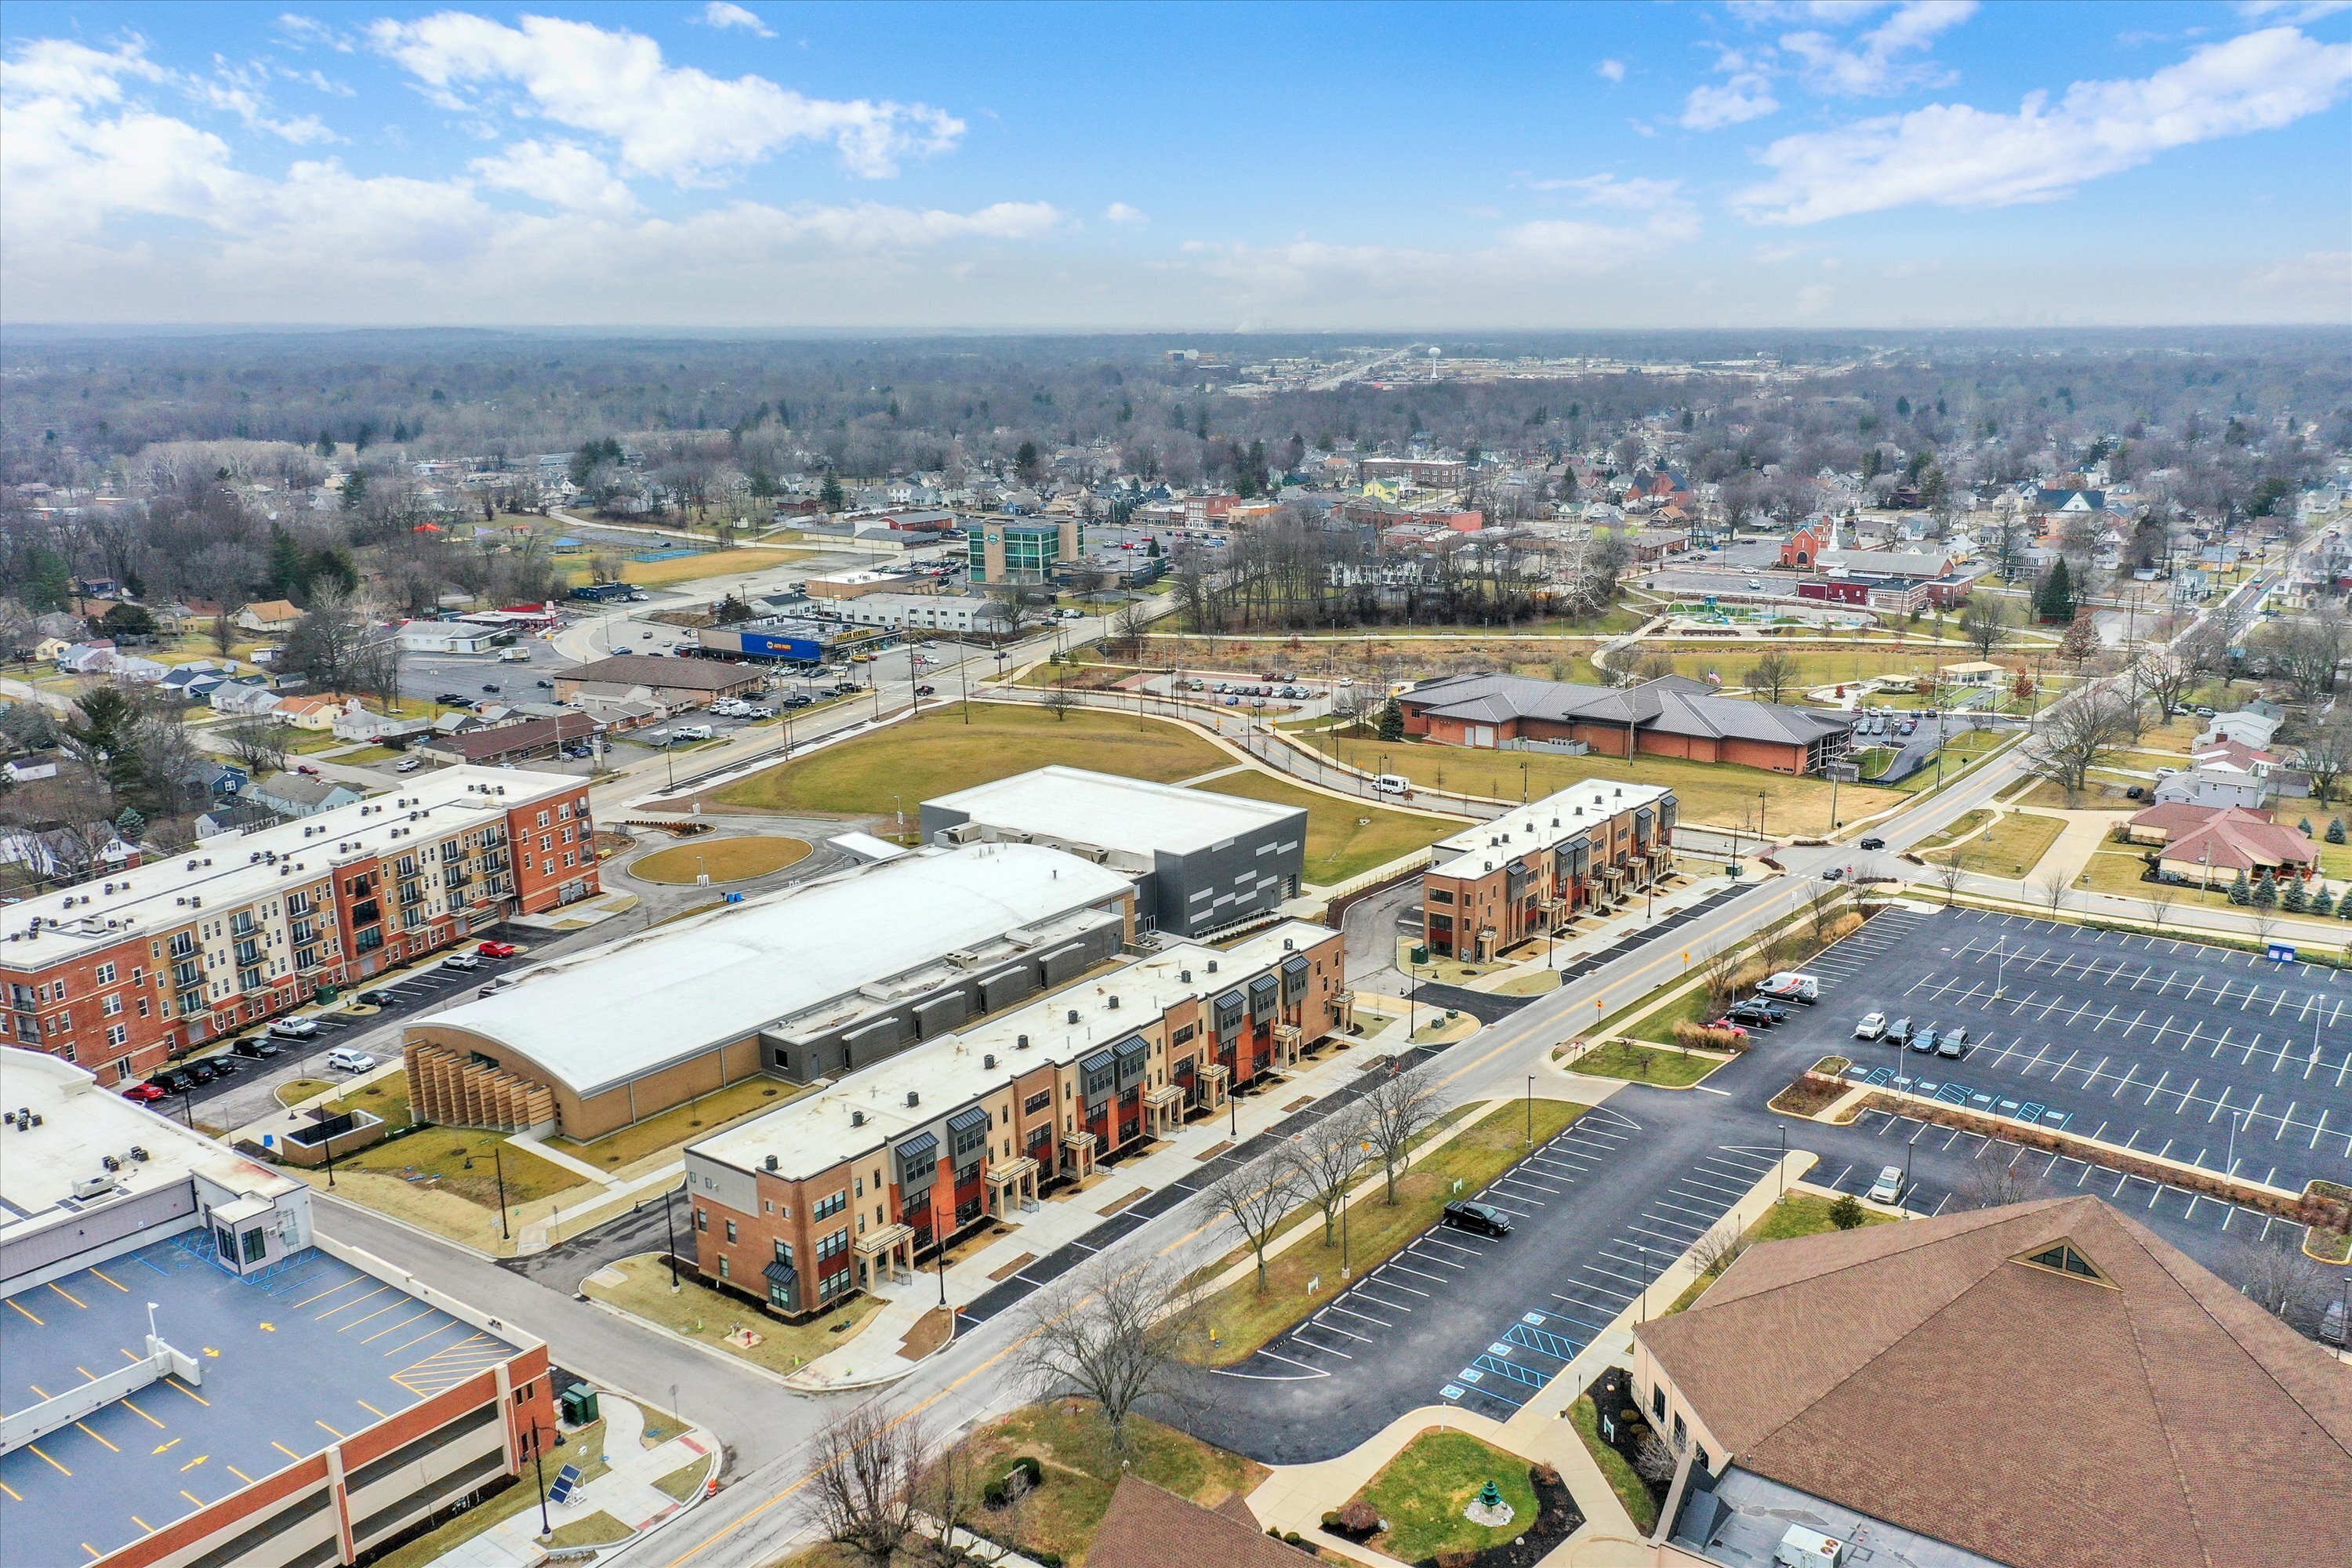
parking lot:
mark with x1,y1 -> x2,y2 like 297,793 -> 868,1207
1806,909 -> 2352,1194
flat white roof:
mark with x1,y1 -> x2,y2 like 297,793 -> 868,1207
0,765 -> 579,962
927,765 -> 1305,859
423,842 -> 1134,1099
695,920 -> 1330,1179
0,1047 -> 297,1247
1430,778 -> 1672,877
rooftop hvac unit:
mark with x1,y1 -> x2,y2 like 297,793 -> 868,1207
764,1154 -> 779,1172
1066,1010 -> 1080,1024
1016,1033 -> 1030,1050
1774,1526 -> 1847,1568
1206,959 -> 1218,972
71,1174 -> 116,1201
1180,969 -> 1192,983
1106,996 -> 1120,1010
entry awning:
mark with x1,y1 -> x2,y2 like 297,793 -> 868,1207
763,1258 -> 798,1290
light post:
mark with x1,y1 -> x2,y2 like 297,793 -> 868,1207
527,1419 -> 552,1537
1756,789 -> 1767,846
2226,1108 -> 2247,1176
1526,1074 -> 1534,1149
492,1142 -> 510,1240
1994,935 -> 2008,1000
1777,1122 -> 1787,1196
662,1182 -> 681,1291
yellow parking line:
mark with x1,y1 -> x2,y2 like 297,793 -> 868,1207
89,1268 -> 129,1293
356,1399 -> 387,1419
26,1443 -> 70,1475
378,1323 -> 459,1358
47,1281 -> 89,1309
83,1544 -> 99,1560
119,1347 -> 143,1363
0,1479 -> 22,1501
78,1366 -> 99,1381
74,1422 -> 118,1452
289,1276 -> 366,1309
314,1419 -> 345,1440
226,1465 -> 254,1485
165,1378 -> 209,1406
6,1296 -> 45,1325
121,1399 -> 164,1428
271,1441 -> 303,1461
338,1298 -> 411,1333
180,1489 -> 204,1507
31,1385 -> 51,1399
315,1285 -> 391,1321
359,1308 -> 435,1344
132,1516 -> 153,1534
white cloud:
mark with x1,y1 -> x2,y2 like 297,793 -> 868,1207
1596,58 -> 1627,82
1103,201 -> 1147,224
1780,1 -> 1976,96
274,13 -> 356,53
2235,2 -> 2352,21
470,139 -> 638,217
696,2 -> 776,37
1755,241 -> 1806,262
190,57 -> 336,143
1529,172 -> 1686,209
2248,249 -> 2352,296
1682,74 -> 1780,129
1735,26 -> 2352,223
368,12 -> 963,180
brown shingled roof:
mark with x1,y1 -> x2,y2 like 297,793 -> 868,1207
1634,1196 -> 2352,1568
1088,1475 -> 1303,1568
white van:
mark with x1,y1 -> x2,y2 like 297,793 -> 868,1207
498,646 -> 531,662
672,724 -> 715,741
1757,971 -> 1821,1002
1374,774 -> 1412,796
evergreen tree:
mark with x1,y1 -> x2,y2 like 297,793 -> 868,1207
2313,885 -> 2336,917
2252,870 -> 2278,909
267,528 -> 308,600
341,470 -> 368,512
2298,818 -> 2314,837
314,429 -> 335,456
819,471 -> 844,511
2329,818 -> 2347,845
2282,876 -> 2309,914
2229,868 -> 2252,905
2036,558 -> 2075,623
23,546 -> 72,612
114,806 -> 145,844
1377,700 -> 1404,742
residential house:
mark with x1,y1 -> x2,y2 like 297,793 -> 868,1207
2190,738 -> 2279,779
417,712 -> 601,767
2151,808 -> 2316,886
108,654 -> 168,685
2,756 -> 60,786
332,704 -> 433,745
208,681 -> 283,718
2196,708 -> 2284,751
55,641 -> 118,674
2123,800 -> 2274,846
28,636 -> 72,663
1087,1477 -> 1294,1568
235,599 -> 303,633
2153,767 -> 2269,811
247,771 -> 367,819
194,799 -> 279,838
274,695 -> 356,732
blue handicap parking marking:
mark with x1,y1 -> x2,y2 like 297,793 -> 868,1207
1867,1066 -> 1895,1086
1457,1367 -> 1486,1384
1998,1098 -> 2022,1116
2042,1109 -> 2071,1130
1845,1065 -> 1869,1081
1892,1076 -> 1915,1093
1914,1080 -> 1940,1097
1936,1083 -> 1970,1105
1440,1384 -> 1466,1401
1969,1091 -> 1996,1110
1472,1353 -> 1550,1390
1508,1321 -> 1581,1361
2018,1102 -> 2045,1123
1487,1341 -> 1515,1357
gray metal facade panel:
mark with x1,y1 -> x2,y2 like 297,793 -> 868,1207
895,1131 -> 939,1188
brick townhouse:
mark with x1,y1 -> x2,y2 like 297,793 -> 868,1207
682,922 -> 1350,1316
1421,780 -> 1675,962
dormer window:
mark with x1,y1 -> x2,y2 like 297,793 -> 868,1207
2016,1239 -> 2112,1286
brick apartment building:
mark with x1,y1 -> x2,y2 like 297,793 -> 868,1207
1396,673 -> 1852,777
0,767 -> 594,1086
1421,780 -> 1675,962
682,922 -> 1349,1316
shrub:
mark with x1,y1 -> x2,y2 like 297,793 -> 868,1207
1011,1455 -> 1044,1489
1283,1530 -> 1305,1546
1828,1194 -> 1867,1230
1674,1022 -> 1748,1052
982,1481 -> 1008,1508
1326,1501 -> 1381,1538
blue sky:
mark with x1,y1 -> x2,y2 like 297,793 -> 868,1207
3,1 -> 2348,328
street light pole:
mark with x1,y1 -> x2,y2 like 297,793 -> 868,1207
663,1182 -> 681,1290
492,1142 -> 510,1240
1525,1074 -> 1534,1149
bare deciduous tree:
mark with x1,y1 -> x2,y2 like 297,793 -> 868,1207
1744,651 -> 1798,705
1957,1158 -> 2046,1210
1930,851 -> 1970,906
1957,593 -> 2013,661
1040,684 -> 1079,722
2297,714 -> 2352,808
222,717 -> 294,774
1283,1108 -> 1369,1250
1689,1223 -> 1749,1280
2143,880 -> 2180,932
2032,870 -> 2071,917
799,1401 -> 928,1568
1361,1063 -> 1448,1205
1632,1430 -> 1679,1486
1018,1254 -> 1203,1455
2021,686 -> 2138,796
2132,648 -> 2196,722
2228,1236 -> 2332,1330
1207,1157 -> 1301,1293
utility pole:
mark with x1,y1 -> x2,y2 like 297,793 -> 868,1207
492,1143 -> 510,1240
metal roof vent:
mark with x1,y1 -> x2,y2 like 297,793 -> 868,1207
906,1090 -> 920,1108
1017,1033 -> 1030,1049
851,1109 -> 866,1126
983,1053 -> 996,1069
764,1154 -> 779,1172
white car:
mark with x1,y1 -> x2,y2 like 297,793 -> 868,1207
1867,1166 -> 1907,1205
1853,1012 -> 1887,1041
325,1048 -> 377,1073
394,757 -> 423,773
267,1017 -> 320,1040
441,953 -> 482,972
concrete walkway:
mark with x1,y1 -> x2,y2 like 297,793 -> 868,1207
423,1392 -> 715,1568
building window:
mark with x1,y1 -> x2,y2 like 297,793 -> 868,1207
102,994 -> 122,1017
1651,1385 -> 1664,1420
718,1257 -> 730,1279
1671,1413 -> 1687,1450
694,1208 -> 708,1232
813,1189 -> 846,1221
95,962 -> 117,985
724,1219 -> 738,1243
241,1228 -> 268,1265
106,1024 -> 129,1049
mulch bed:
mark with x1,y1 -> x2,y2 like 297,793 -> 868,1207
1436,1467 -> 1584,1568
1582,1368 -> 1669,1516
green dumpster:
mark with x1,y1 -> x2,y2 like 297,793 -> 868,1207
560,1383 -> 600,1425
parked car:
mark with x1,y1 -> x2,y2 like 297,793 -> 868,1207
442,953 -> 483,971
1700,1018 -> 1751,1044
295,764 -> 321,778
354,989 -> 396,1007
1887,1015 -> 1915,1046
434,691 -> 468,706
121,1081 -> 169,1102
233,1036 -> 282,1058
325,1048 -> 377,1073
394,757 -> 423,773
1857,837 -> 1886,851
269,1017 -> 320,1040
913,684 -> 936,696
1853,1012 -> 1887,1040
1820,866 -> 1846,882
1726,1000 -> 1784,1027
151,1070 -> 193,1094
1755,972 -> 1820,1002
1866,1165 -> 1907,1204
2125,786 -> 2145,800
1440,1200 -> 1514,1238
183,1059 -> 220,1083
476,940 -> 520,959
1910,1027 -> 1938,1054
480,683 -> 500,694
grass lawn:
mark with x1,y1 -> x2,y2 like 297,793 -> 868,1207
2011,777 -> 2138,811
1194,1100 -> 1586,1365
366,1418 -> 608,1568
607,546 -> 814,587
1572,1040 -> 1728,1087
1665,1192 -> 1894,1314
958,1402 -> 1266,1568
537,1512 -> 632,1549
1941,811 -> 2067,877
276,1076 -> 336,1107
329,1069 -> 412,1129
1349,1430 -> 1537,1563
340,1125 -> 586,1208
1622,978 -> 1732,1044
1194,770 -> 1456,884
583,1254 -> 881,1373
550,1077 -> 808,1170
652,1453 -> 714,1503
629,835 -> 811,884
336,743 -> 404,764
1911,808 -> 1991,853
712,703 -> 1229,816
1571,1396 -> 1658,1534
1318,735 -> 1900,835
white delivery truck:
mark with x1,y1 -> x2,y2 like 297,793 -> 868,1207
1756,971 -> 1821,1003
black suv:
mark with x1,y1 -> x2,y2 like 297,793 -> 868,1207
1858,837 -> 1886,851
1727,999 -> 1787,1027
1886,1015 -> 1915,1046
1441,1201 -> 1513,1238
232,1036 -> 282,1059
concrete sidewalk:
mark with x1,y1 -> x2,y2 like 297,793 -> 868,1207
423,1392 -> 715,1568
